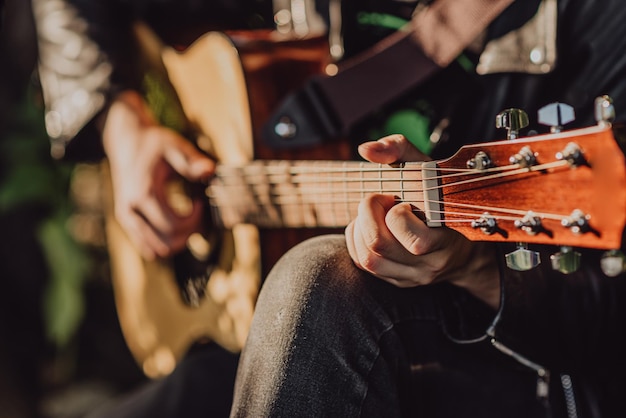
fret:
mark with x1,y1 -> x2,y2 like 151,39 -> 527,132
343,161 -> 350,225
329,161 -> 337,226
253,163 -> 274,226
378,163 -> 383,194
275,160 -> 296,227
272,161 -> 284,226
400,164 -> 405,203
294,161 -> 304,227
359,161 -> 364,203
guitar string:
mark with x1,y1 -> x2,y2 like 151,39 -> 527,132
210,162 -> 562,219
214,161 -> 516,187
213,160 -> 568,190
208,159 -> 574,225
210,202 -> 565,227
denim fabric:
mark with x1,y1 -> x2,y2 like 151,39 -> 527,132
231,235 -> 553,417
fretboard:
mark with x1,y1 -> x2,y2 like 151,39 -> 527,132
207,160 -> 426,229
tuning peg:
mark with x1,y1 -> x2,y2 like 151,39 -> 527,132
600,250 -> 625,277
594,95 -> 615,126
550,246 -> 581,274
538,102 -> 575,133
506,243 -> 541,271
496,109 -> 529,140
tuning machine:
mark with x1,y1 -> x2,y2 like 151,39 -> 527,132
595,95 -> 615,126
595,96 -> 622,277
538,102 -> 575,133
505,243 -> 541,271
550,246 -> 581,274
495,109 -> 541,271
594,96 -> 623,277
601,250 -> 626,277
496,108 -> 529,140
536,102 -> 581,275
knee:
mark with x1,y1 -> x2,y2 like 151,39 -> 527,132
260,234 -> 359,298
269,234 -> 350,279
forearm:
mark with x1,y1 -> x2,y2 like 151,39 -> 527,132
101,90 -> 155,164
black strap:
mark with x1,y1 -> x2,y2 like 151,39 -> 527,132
263,0 -> 514,149
263,30 -> 439,149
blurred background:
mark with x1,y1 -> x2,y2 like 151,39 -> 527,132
1,0 -> 148,416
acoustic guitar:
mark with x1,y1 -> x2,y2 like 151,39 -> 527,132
104,26 -> 351,378
105,25 -> 626,378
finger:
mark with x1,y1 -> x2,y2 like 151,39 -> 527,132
137,199 -> 204,257
358,134 -> 430,164
116,207 -> 168,260
163,200 -> 205,251
117,185 -> 202,258
385,202 -> 439,256
162,131 -> 215,181
354,194 -> 398,256
130,209 -> 200,259
350,194 -> 402,272
143,158 -> 206,251
347,219 -> 430,287
344,221 -> 360,268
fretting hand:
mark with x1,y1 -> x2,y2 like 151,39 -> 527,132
345,134 -> 501,309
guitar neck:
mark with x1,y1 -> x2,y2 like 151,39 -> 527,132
207,125 -> 626,250
207,160 -> 425,229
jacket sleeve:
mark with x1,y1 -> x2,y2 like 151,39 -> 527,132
32,0 -> 122,160
32,0 -> 274,161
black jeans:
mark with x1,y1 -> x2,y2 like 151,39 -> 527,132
231,235 -> 552,417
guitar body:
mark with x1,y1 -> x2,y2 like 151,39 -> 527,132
106,28 -> 350,377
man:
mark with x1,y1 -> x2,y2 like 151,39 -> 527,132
230,0 -> 626,417
34,0 -> 626,416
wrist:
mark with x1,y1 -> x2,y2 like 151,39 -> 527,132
101,90 -> 155,160
452,242 -> 501,310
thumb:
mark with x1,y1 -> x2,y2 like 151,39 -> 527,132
358,134 -> 430,164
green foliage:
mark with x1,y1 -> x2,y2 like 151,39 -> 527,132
143,71 -> 187,133
0,91 -> 69,211
357,12 -> 409,31
38,209 -> 90,347
381,108 -> 433,155
0,85 -> 89,349
367,99 -> 436,155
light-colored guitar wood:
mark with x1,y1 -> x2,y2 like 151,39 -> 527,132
105,23 -> 344,378
106,29 -> 261,378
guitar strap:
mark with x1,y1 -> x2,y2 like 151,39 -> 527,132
263,0 -> 514,149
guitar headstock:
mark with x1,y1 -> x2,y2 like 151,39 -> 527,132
433,98 -> 626,274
